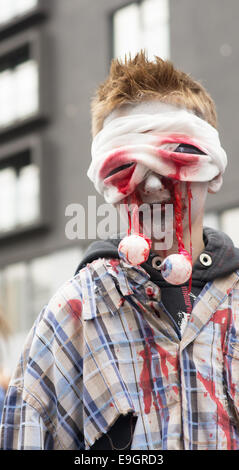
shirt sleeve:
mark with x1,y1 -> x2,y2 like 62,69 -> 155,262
0,307 -> 52,450
0,276 -> 85,450
0,385 -> 53,450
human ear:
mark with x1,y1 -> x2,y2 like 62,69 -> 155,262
208,174 -> 223,194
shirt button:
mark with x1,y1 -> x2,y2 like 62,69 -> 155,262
151,256 -> 162,270
145,285 -> 154,297
145,281 -> 160,299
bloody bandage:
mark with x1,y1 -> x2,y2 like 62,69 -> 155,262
88,104 -> 227,203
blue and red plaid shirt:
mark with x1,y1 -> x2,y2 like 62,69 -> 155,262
1,257 -> 239,450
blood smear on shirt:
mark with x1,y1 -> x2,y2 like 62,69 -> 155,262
139,326 -> 178,414
68,299 -> 82,319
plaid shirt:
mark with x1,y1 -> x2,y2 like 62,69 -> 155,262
1,257 -> 239,450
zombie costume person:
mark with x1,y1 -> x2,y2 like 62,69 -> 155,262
1,53 -> 239,451
88,101 -> 227,283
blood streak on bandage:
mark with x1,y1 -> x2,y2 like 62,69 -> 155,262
88,105 -> 227,204
99,149 -> 136,196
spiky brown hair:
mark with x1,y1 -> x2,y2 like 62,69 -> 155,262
91,51 -> 217,137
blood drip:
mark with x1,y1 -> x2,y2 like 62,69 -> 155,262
118,193 -> 151,265
127,203 -> 132,236
130,191 -> 141,234
173,181 -> 193,293
186,181 -> 193,293
139,324 -> 178,414
126,192 -> 141,236
173,181 -> 185,253
197,371 -> 236,449
186,182 -> 193,257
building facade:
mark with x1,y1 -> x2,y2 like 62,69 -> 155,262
0,0 -> 238,370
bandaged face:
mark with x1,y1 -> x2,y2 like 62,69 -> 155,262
88,101 -> 227,202
88,101 -> 227,282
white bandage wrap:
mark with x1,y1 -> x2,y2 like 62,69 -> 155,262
88,103 -> 227,203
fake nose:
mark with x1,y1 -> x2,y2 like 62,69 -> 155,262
141,173 -> 163,194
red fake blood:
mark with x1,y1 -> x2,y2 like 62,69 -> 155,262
145,286 -> 154,297
109,259 -> 120,274
186,181 -> 193,293
158,134 -> 202,179
159,134 -> 206,157
101,152 -> 136,195
139,343 -> 153,414
173,181 -> 185,253
129,192 -> 142,234
156,344 -> 178,381
173,181 -> 192,294
139,326 -> 178,414
118,298 -> 125,307
100,150 -> 131,179
212,308 -> 229,352
217,307 -> 236,403
68,299 -> 82,320
127,205 -> 132,235
112,164 -> 136,195
125,194 -> 140,236
186,182 -> 193,257
197,371 -> 235,449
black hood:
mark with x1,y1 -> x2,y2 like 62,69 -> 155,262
75,227 -> 239,283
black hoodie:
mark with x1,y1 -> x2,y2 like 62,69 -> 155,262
75,227 -> 239,332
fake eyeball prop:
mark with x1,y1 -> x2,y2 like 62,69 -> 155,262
160,253 -> 192,285
118,234 -> 151,266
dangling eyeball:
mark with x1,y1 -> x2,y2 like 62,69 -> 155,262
118,234 -> 151,266
161,253 -> 192,285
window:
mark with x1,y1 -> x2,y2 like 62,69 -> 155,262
0,58 -> 39,128
0,136 -> 44,235
0,161 -> 40,232
0,29 -> 46,135
17,161 -> 40,226
0,0 -> 38,25
0,158 -> 40,232
113,0 -> 170,61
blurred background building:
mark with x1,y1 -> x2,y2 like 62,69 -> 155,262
0,0 -> 238,371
